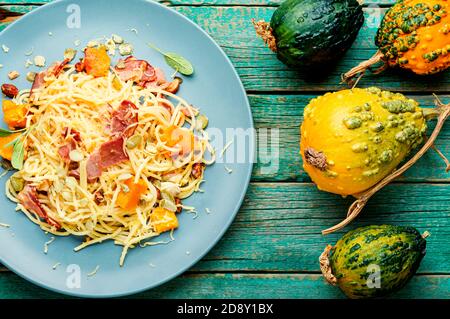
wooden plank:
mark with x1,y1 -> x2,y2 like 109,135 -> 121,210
194,182 -> 450,273
0,5 -> 36,25
0,272 -> 447,298
2,6 -> 448,93
2,183 -> 449,273
2,8 -> 448,182
251,94 -> 450,182
0,0 -> 397,6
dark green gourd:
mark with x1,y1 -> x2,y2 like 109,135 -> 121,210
253,0 -> 364,68
320,225 -> 427,299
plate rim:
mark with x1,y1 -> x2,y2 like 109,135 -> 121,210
0,0 -> 255,298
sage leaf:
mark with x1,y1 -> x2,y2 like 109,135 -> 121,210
148,43 -> 194,76
0,127 -> 26,138
11,139 -> 24,170
164,53 -> 194,76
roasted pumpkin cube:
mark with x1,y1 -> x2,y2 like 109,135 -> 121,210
2,100 -> 28,129
116,178 -> 147,211
84,46 -> 111,77
151,207 -> 178,233
0,133 -> 21,161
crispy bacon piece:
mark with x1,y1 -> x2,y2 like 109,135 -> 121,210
58,142 -> 75,163
50,58 -> 71,77
58,127 -> 82,163
62,127 -> 82,142
110,100 -> 138,137
115,56 -> 168,88
85,151 -> 102,181
30,72 -> 46,99
17,185 -> 60,229
98,137 -> 128,168
30,59 -> 71,99
71,137 -> 129,182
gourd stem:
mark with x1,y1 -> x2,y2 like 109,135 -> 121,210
252,19 -> 277,53
322,101 -> 450,235
342,51 -> 387,85
319,245 -> 337,286
422,231 -> 431,239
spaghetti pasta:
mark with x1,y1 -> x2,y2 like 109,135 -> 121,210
5,55 -> 214,266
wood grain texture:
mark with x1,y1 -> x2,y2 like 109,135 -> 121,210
0,272 -> 448,299
0,0 -> 397,6
2,5 -> 450,92
0,0 -> 449,300
250,94 -> 450,182
1,183 -> 449,274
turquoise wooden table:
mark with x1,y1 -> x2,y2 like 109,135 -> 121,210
0,0 -> 449,299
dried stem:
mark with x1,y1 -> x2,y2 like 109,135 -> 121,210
322,101 -> 450,235
422,231 -> 431,239
432,145 -> 450,172
342,51 -> 387,86
319,245 -> 337,285
252,19 -> 277,53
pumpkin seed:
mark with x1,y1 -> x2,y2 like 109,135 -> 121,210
196,114 -> 209,130
160,182 -> 181,196
64,48 -> 77,62
65,177 -> 78,190
160,198 -> 177,212
69,149 -> 84,162
34,55 -> 46,67
118,173 -> 133,181
86,40 -> 99,48
7,71 -> 19,80
10,176 -> 25,192
119,43 -> 133,56
26,71 -> 36,82
126,135 -> 142,149
112,34 -> 124,44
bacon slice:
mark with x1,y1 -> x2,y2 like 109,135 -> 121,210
143,67 -> 167,88
71,137 -> 129,182
62,127 -> 82,142
110,100 -> 138,137
115,56 -> 163,87
30,59 -> 71,99
58,143 -> 74,163
50,58 -> 71,77
98,137 -> 128,168
30,72 -> 46,99
17,185 -> 60,229
58,128 -> 82,163
85,151 -> 102,182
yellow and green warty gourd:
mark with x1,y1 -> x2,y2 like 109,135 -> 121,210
300,87 -> 427,196
376,0 -> 450,75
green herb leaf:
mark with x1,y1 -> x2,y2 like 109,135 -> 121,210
164,53 -> 194,76
0,127 -> 26,138
148,43 -> 194,76
11,139 -> 24,170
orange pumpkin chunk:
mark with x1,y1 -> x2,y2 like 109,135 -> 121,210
161,125 -> 194,156
0,133 -> 21,161
116,178 -> 147,211
2,100 -> 28,130
150,207 -> 179,233
84,46 -> 111,77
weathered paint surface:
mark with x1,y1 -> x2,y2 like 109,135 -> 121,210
0,0 -> 449,299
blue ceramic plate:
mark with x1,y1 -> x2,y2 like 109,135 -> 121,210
0,0 -> 253,297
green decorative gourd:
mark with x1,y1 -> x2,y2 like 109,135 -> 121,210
253,0 -> 364,68
320,225 -> 427,299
